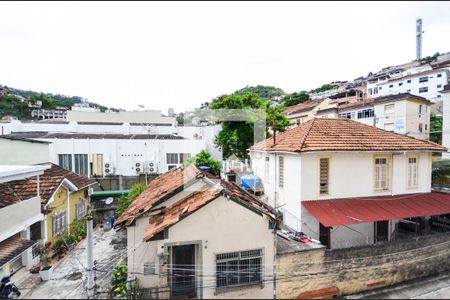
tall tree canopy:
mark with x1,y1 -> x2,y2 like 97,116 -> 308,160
281,91 -> 310,107
210,93 -> 290,160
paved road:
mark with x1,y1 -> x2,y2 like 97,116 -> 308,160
346,274 -> 450,299
20,227 -> 125,299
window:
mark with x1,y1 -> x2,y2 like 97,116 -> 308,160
357,109 -> 374,119
75,199 -> 86,219
419,123 -> 423,133
407,79 -> 411,84
373,87 -> 378,95
437,73 -> 442,78
339,112 -> 352,119
408,157 -> 418,188
278,156 -> 284,188
418,104 -> 424,114
58,154 -> 72,171
166,153 -> 179,164
90,154 -> 103,177
419,77 -> 428,83
319,158 -> 329,194
216,249 -> 262,289
389,84 -> 393,88
398,82 -> 403,86
166,153 -> 191,169
384,104 -> 395,118
419,87 -> 428,93
264,156 -> 270,184
425,124 -> 428,131
437,84 -> 442,89
52,210 -> 67,236
407,89 -> 411,93
368,88 -> 372,95
375,158 -> 388,190
74,154 -> 89,176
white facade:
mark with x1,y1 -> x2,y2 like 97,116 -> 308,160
250,150 -> 433,248
338,95 -> 431,140
0,138 -> 50,165
0,121 -> 222,177
442,88 -> 450,159
126,180 -> 274,299
66,110 -> 175,124
0,165 -> 48,278
367,68 -> 449,102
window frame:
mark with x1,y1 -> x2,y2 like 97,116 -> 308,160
419,76 -> 429,83
318,157 -> 330,195
74,154 -> 89,176
419,87 -> 428,93
75,198 -> 87,219
215,249 -> 263,290
278,156 -> 284,189
407,156 -> 419,189
58,154 -> 73,171
374,156 -> 390,191
52,210 -> 68,236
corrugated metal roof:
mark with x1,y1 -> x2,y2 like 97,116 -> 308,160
5,132 -> 184,140
302,192 -> 450,227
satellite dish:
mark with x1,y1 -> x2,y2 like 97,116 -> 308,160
104,197 -> 114,205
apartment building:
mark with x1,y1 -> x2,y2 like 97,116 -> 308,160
441,85 -> 450,159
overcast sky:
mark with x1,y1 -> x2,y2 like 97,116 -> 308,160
1,1 -> 450,113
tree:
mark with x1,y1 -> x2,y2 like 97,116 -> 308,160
430,113 -> 443,144
183,150 -> 222,175
116,183 -> 147,215
281,91 -> 310,107
209,92 -> 290,160
233,85 -> 286,100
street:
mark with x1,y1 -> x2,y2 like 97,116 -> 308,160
17,227 -> 126,299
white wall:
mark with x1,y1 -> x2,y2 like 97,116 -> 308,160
367,69 -> 449,102
0,196 -> 43,242
66,110 -> 175,124
443,91 -> 450,159
0,139 -> 50,164
127,196 -> 274,299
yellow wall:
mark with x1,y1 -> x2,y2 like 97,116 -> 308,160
44,185 -> 90,242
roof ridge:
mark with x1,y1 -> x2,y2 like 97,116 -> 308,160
298,118 -> 316,151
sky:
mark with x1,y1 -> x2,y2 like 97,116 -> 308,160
1,1 -> 450,114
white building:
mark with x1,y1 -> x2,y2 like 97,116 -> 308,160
0,164 -> 50,278
0,121 -> 222,178
115,165 -> 277,299
0,136 -> 50,165
367,68 -> 449,103
337,93 -> 432,140
71,102 -> 101,112
249,118 -> 449,249
31,108 -> 68,120
441,85 -> 450,159
66,109 -> 175,124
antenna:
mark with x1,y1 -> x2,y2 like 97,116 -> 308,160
416,18 -> 424,60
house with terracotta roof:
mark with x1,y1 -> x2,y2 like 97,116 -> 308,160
115,164 -> 278,299
0,164 -> 49,279
11,163 -> 96,243
250,118 -> 450,249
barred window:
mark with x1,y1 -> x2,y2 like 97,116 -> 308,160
408,157 -> 418,188
75,199 -> 86,219
375,158 -> 388,190
216,249 -> 263,289
53,210 -> 68,236
166,153 -> 179,164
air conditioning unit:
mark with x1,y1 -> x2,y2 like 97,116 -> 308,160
135,162 -> 144,174
104,163 -> 115,175
147,161 -> 158,174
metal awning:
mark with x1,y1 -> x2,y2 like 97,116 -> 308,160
90,190 -> 130,199
302,192 -> 450,227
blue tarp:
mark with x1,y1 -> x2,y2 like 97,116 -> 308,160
241,175 -> 262,189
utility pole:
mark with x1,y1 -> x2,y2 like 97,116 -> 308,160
87,216 -> 95,299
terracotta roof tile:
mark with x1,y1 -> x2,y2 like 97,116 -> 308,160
0,236 -> 35,267
250,118 -> 447,153
283,99 -> 322,115
115,164 -> 202,226
0,179 -> 38,209
143,176 -> 277,242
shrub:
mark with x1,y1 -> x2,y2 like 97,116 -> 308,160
111,265 -> 128,298
116,183 -> 147,215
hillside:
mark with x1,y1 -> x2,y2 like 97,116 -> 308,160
0,84 -> 120,120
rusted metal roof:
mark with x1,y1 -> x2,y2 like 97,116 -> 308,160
302,192 -> 450,227
250,118 -> 447,153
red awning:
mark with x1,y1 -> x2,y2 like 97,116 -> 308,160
302,192 -> 450,227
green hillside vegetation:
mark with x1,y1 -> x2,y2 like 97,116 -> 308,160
233,85 -> 286,100
0,85 -> 120,120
